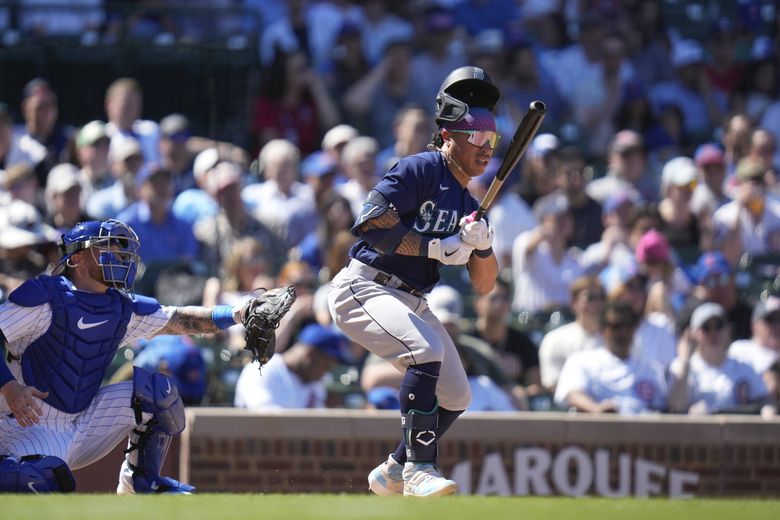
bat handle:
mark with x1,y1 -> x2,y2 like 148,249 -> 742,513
473,208 -> 486,222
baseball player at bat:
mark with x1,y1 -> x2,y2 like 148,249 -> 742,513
0,219 -> 293,494
328,66 -> 500,497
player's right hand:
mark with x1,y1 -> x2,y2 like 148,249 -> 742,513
427,235 -> 474,265
0,381 -> 48,428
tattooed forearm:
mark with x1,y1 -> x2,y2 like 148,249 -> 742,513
359,210 -> 427,256
159,306 -> 222,336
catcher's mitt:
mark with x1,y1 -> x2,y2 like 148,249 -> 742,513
240,285 -> 297,368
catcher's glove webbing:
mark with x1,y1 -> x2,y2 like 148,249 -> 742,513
241,285 -> 297,368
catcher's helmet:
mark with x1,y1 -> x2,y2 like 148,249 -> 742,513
52,219 -> 140,291
434,66 -> 500,126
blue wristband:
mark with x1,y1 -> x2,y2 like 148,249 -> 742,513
212,305 -> 236,330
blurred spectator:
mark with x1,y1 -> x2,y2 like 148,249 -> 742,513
325,22 -> 370,103
600,261 -> 677,369
0,200 -> 59,291
690,143 -> 729,224
375,104 -> 431,176
579,191 -> 639,273
194,161 -> 285,277
1,163 -> 40,209
585,130 -> 652,204
511,192 -> 583,313
748,128 -> 778,175
704,21 -> 746,99
649,39 -> 726,143
466,277 -> 542,405
234,323 -> 351,410
677,251 -> 752,341
359,0 -> 414,66
300,151 -> 338,207
517,133 -> 560,207
468,158 -> 535,270
158,113 -> 195,194
86,137 -> 143,219
104,78 -> 160,166
296,192 -> 355,277
713,159 -> 780,266
14,78 -> 72,182
668,303 -> 773,416
342,39 -> 427,148
635,229 -> 691,321
335,136 -> 379,218
657,156 -> 702,264
555,301 -> 667,414
622,1 -> 673,87
273,260 -> 320,352
721,113 -> 753,174
408,8 -> 465,106
117,163 -> 198,264
729,296 -> 780,384
759,100 -> 780,173
242,139 -> 318,248
0,101 -> 45,177
132,335 -> 207,406
252,50 -> 340,156
18,0 -> 103,37
539,276 -> 605,392
74,120 -> 112,203
733,43 -> 778,123
44,163 -> 86,232
321,123 -> 358,174
555,145 -> 603,250
172,147 -> 220,226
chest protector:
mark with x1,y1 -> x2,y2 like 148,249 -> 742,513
9,276 -> 156,414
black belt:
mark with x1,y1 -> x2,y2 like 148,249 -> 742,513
373,271 -> 425,297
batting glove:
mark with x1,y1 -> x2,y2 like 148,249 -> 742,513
428,234 -> 474,265
458,214 -> 493,251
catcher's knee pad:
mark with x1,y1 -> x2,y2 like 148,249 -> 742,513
402,406 -> 439,462
132,366 -> 185,435
0,455 -> 76,493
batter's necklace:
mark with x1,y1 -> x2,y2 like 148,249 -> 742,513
442,149 -> 470,187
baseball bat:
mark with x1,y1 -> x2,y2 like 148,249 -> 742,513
473,100 -> 547,221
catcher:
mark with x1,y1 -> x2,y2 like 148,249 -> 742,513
0,219 -> 295,494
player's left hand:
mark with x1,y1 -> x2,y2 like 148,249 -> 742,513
459,213 -> 493,251
0,381 -> 48,428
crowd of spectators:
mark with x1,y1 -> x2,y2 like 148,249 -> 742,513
1,0 -> 779,417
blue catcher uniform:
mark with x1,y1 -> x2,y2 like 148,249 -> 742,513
0,220 -> 193,494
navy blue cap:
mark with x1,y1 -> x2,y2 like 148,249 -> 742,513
301,151 -> 337,178
694,251 -> 731,284
298,324 -> 352,364
366,386 -> 400,410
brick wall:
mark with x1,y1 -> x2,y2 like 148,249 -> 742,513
181,410 -> 780,497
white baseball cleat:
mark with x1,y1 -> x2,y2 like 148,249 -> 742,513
402,462 -> 457,497
368,454 -> 404,496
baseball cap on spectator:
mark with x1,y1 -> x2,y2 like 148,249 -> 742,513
527,133 -> 560,160
636,229 -> 671,264
160,113 -> 190,140
206,161 -> 242,195
671,39 -> 704,68
133,335 -> 206,405
301,151 -> 337,178
0,200 -> 58,249
610,130 -> 644,155
427,285 -> 463,325
76,120 -> 108,149
690,302 -> 727,331
694,143 -> 725,168
599,262 -> 640,296
602,191 -> 636,216
21,78 -> 52,100
110,136 -> 143,163
193,148 -> 219,182
533,191 -> 569,220
135,162 -> 169,188
321,124 -> 358,152
753,296 -> 780,322
693,251 -> 731,285
366,386 -> 400,410
661,157 -> 697,190
297,323 -> 353,364
735,159 -> 767,182
46,163 -> 82,195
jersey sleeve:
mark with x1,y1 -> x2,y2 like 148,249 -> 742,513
122,305 -> 176,345
0,301 -> 52,354
373,156 -> 434,216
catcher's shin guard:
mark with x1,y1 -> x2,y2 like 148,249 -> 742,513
402,406 -> 439,462
0,455 -> 76,493
121,367 -> 194,494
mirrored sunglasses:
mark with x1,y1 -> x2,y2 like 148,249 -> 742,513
451,130 -> 501,149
